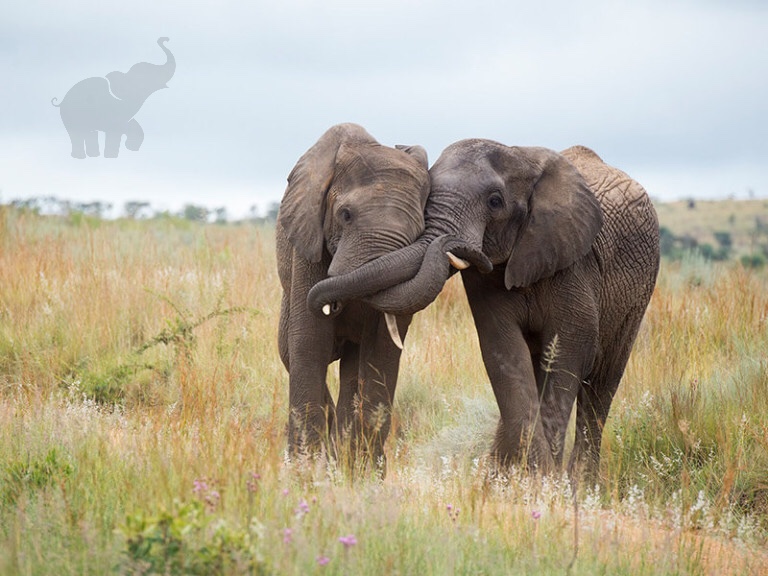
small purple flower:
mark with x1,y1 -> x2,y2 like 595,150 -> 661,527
316,555 -> 331,566
296,499 -> 310,516
283,528 -> 293,544
446,504 -> 453,512
282,488 -> 290,496
338,534 -> 357,548
205,490 -> 221,511
193,478 -> 208,495
247,472 -> 261,493
531,510 -> 542,520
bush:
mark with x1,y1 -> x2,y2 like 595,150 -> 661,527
740,254 -> 766,269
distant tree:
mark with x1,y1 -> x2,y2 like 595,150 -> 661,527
214,206 -> 228,224
741,254 -> 765,269
713,231 -> 732,256
659,226 -> 676,257
74,201 -> 112,218
182,204 -> 209,222
124,201 -> 152,219
265,202 -> 279,223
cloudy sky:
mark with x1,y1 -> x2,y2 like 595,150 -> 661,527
1,0 -> 766,218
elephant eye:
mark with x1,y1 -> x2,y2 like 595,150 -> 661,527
487,193 -> 504,211
339,207 -> 353,223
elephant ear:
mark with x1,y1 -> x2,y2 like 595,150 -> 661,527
395,144 -> 429,170
105,71 -> 130,100
278,123 -> 377,263
504,148 -> 603,289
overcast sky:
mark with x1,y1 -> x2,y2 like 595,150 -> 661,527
2,0 -> 767,218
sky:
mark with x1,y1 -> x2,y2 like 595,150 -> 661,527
1,0 -> 767,218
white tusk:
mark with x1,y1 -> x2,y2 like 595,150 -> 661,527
385,313 -> 404,350
322,304 -> 331,316
446,251 -> 470,270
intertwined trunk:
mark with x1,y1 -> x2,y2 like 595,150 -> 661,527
306,195 -> 491,317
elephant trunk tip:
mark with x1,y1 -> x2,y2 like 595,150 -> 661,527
157,37 -> 170,46
51,97 -> 60,107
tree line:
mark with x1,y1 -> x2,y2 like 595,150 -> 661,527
2,196 -> 280,225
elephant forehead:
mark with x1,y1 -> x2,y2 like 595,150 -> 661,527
337,145 -> 428,190
430,158 -> 503,192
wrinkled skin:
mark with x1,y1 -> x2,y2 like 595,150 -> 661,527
276,123 -> 431,469
310,141 -> 660,482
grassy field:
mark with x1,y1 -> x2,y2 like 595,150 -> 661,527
1,205 -> 767,574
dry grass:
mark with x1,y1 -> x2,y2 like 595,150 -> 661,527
1,206 -> 767,574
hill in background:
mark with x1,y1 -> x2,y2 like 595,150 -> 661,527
655,199 -> 768,264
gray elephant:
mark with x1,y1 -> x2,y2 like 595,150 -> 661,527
52,37 -> 175,158
277,123 -> 437,470
308,141 -> 660,481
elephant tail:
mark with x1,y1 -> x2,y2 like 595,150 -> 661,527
51,97 -> 61,107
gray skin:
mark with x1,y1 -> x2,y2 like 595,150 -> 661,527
276,123 -> 434,469
52,38 -> 175,158
308,141 -> 660,481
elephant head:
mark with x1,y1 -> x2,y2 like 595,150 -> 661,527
278,123 -> 430,296
308,140 -> 602,315
106,37 -> 175,103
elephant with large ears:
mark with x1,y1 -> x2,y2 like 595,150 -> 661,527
52,37 -> 175,158
308,141 -> 660,482
277,123 -> 442,470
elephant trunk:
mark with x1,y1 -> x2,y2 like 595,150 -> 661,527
157,37 -> 176,84
306,233 -> 436,317
307,214 -> 492,318
361,234 -> 490,315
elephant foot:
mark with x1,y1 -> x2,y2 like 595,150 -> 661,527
71,150 -> 87,159
87,149 -> 100,158
491,422 -> 556,476
125,142 -> 141,152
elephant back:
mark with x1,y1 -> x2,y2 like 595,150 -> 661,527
560,145 -> 660,306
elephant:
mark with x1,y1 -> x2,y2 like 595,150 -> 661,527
307,140 -> 660,482
277,122 -> 439,470
52,37 -> 175,159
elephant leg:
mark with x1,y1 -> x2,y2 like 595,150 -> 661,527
278,292 -> 291,372
463,271 -> 553,473
353,312 -> 410,472
67,130 -> 87,159
336,341 -> 360,440
124,119 -> 144,152
570,311 -> 642,484
286,263 -> 336,456
104,131 -> 122,158
535,323 -> 598,468
84,131 -> 100,157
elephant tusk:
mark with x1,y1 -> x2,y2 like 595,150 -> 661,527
322,304 -> 332,316
385,313 -> 404,350
447,251 -> 470,270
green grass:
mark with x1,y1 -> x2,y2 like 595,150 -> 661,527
1,205 -> 767,574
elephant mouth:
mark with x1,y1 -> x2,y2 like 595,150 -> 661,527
317,301 -> 403,350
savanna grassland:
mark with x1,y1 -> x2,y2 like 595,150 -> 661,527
1,205 -> 767,575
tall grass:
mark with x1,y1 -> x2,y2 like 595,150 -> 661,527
0,206 -> 766,574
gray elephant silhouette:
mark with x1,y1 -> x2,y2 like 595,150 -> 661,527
52,37 -> 175,159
